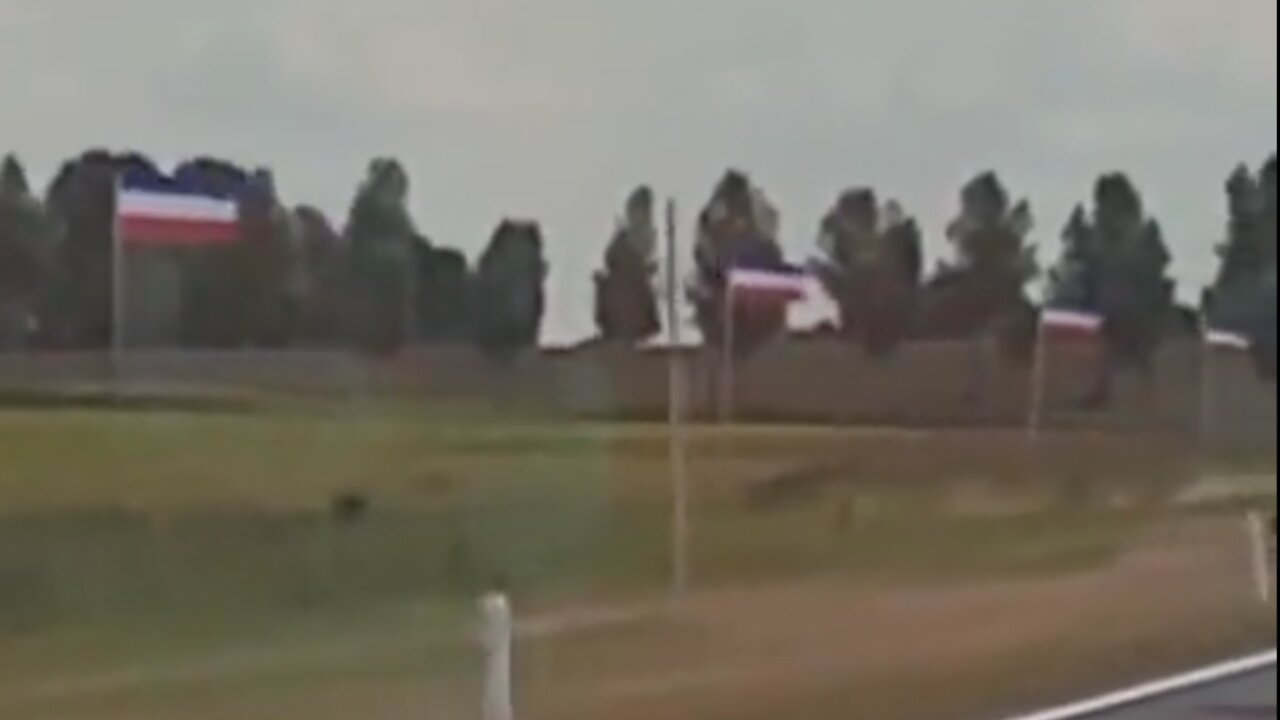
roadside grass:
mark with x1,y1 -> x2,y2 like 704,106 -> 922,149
2,407 -> 1272,511
0,406 -> 1273,717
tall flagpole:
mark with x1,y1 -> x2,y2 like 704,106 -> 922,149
719,280 -> 736,425
1198,316 -> 1216,447
110,177 -> 125,368
665,199 -> 690,599
1027,310 -> 1049,447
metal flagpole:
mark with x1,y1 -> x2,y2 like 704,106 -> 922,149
665,199 -> 690,599
403,246 -> 416,350
1198,316 -> 1217,451
1027,311 -> 1049,447
719,279 -> 736,425
110,176 -> 125,370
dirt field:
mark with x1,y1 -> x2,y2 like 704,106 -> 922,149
0,518 -> 1272,720
525,519 -> 1275,720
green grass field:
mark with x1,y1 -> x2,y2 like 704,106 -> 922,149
0,406 -> 1273,719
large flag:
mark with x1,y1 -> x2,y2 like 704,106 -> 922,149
727,266 -> 810,306
116,182 -> 240,247
1040,307 -> 1104,342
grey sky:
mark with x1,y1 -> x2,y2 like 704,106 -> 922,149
2,0 -> 1276,342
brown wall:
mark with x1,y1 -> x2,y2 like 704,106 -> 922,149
0,339 -> 1273,449
574,339 -> 1275,446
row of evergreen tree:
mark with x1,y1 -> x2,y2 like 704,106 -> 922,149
0,152 -> 545,360
0,150 -> 1274,376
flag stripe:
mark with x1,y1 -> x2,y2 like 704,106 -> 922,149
1205,329 -> 1252,351
1044,325 -> 1104,342
117,217 -> 242,247
118,190 -> 239,224
728,269 -> 810,303
732,290 -> 806,307
1041,309 -> 1104,343
1042,309 -> 1104,332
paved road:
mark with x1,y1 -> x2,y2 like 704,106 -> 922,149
1089,667 -> 1276,719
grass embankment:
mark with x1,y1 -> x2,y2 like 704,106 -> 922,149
0,407 -> 1273,718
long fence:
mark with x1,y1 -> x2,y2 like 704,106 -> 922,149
0,337 -> 1273,449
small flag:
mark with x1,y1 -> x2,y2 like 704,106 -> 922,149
1041,308 -> 1104,341
1204,328 -> 1252,352
727,266 -> 810,306
116,183 -> 240,247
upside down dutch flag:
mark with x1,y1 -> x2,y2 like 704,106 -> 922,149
116,181 -> 241,247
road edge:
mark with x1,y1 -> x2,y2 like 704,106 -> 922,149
1004,649 -> 1278,720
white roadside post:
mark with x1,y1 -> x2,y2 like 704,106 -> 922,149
1247,511 -> 1274,604
480,591 -> 515,720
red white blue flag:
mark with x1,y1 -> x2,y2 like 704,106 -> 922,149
116,183 -> 240,247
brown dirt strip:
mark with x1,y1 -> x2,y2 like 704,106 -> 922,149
4,519 -> 1274,720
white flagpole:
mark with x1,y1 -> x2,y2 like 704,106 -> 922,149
665,199 -> 690,599
719,279 -> 736,425
1027,311 -> 1049,447
1198,316 -> 1217,451
110,177 -> 125,368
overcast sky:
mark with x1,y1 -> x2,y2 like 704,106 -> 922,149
1,0 -> 1276,342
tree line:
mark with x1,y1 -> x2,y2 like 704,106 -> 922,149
599,161 -> 1274,383
0,152 -> 545,360
0,150 -> 1275,381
